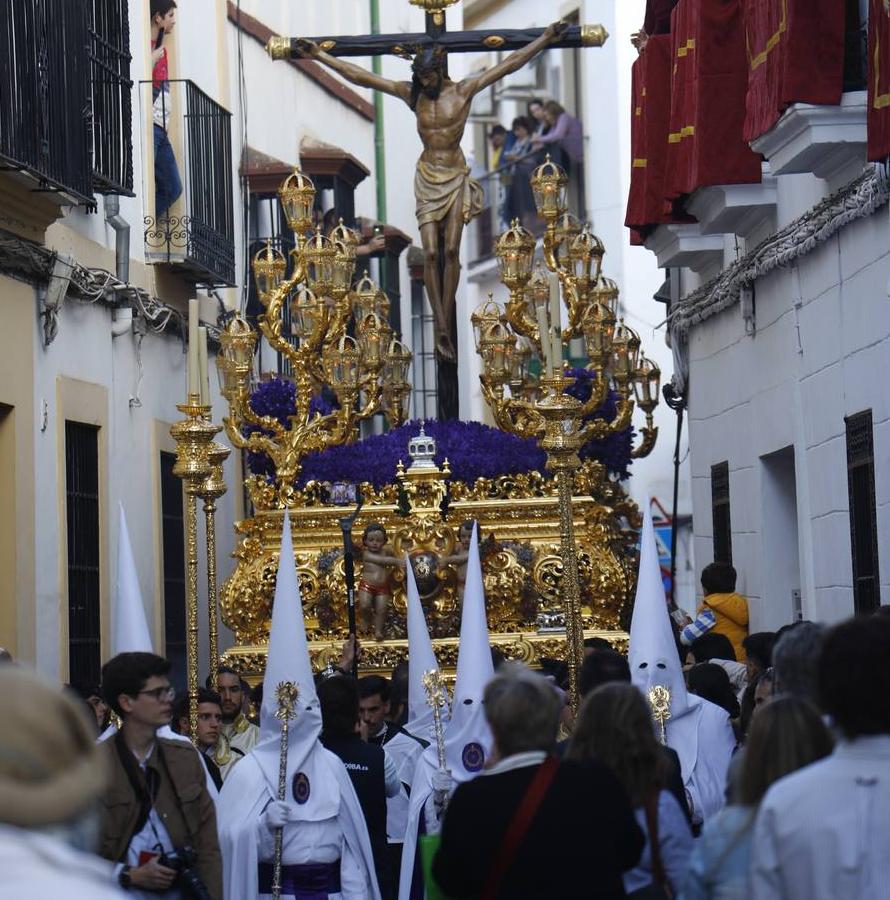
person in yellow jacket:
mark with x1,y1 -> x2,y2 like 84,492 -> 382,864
680,562 -> 749,660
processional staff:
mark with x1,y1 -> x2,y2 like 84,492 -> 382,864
272,681 -> 300,900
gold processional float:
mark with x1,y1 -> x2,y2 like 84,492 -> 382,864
172,156 -> 661,711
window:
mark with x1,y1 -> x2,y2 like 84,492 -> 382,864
66,422 -> 101,685
88,0 -> 133,195
711,461 -> 732,564
160,451 -> 187,685
846,411 -> 880,614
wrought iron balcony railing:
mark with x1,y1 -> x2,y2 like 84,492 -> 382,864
142,79 -> 235,287
0,0 -> 94,204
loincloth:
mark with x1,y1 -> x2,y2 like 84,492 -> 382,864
415,160 -> 484,227
358,579 -> 390,597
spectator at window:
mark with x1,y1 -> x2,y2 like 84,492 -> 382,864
532,101 -> 583,171
503,116 -> 538,231
151,0 -> 182,219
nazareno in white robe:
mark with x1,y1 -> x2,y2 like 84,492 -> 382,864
217,748 -> 381,900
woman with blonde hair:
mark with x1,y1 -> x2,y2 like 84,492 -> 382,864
569,683 -> 693,899
678,695 -> 833,899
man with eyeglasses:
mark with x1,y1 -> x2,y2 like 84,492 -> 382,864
97,652 -> 222,898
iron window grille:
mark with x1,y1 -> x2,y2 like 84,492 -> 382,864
66,421 -> 101,686
160,451 -> 187,685
0,0 -> 94,205
711,461 -> 732,565
88,0 -> 133,195
845,411 -> 880,614
410,276 -> 438,420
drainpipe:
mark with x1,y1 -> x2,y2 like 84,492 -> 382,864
370,0 -> 387,223
105,194 -> 130,284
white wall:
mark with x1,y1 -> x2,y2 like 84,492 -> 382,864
686,207 -> 890,628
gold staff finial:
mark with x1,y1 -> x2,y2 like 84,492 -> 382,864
647,684 -> 672,745
422,669 -> 450,771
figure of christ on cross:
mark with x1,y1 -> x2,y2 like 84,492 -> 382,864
297,21 -> 568,364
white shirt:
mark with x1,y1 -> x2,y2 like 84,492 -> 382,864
750,735 -> 890,900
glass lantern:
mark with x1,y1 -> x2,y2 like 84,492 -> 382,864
251,241 -> 287,299
494,219 -> 535,293
554,213 -> 582,268
471,296 -> 505,353
303,233 -> 335,297
530,155 -> 569,223
568,227 -> 605,295
217,314 -> 257,397
278,168 -> 316,237
290,287 -> 323,341
324,334 -> 360,392
633,356 -> 662,413
352,274 -> 389,322
581,303 -> 616,373
331,240 -> 357,296
611,319 -> 642,388
592,275 -> 620,317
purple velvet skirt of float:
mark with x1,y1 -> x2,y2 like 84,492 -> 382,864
257,860 -> 341,899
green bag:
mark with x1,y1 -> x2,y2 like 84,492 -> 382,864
419,833 -> 460,900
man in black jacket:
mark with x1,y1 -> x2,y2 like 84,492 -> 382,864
433,664 -> 644,899
318,674 -> 401,899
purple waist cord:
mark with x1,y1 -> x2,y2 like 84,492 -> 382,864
257,860 -> 342,899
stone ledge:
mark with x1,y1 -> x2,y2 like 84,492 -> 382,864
644,223 -> 724,272
750,91 -> 867,181
686,166 -> 778,238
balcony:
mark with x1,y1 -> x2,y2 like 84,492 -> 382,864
142,80 -> 235,287
0,0 -> 94,205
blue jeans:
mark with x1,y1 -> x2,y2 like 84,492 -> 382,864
153,124 -> 182,218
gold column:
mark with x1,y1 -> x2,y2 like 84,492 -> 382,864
171,396 -> 219,741
200,442 -> 230,692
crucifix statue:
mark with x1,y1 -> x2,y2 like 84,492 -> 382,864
268,6 -> 607,419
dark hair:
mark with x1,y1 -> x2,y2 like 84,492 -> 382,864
410,46 -> 446,110
579,649 -> 630,697
69,681 -> 103,701
490,125 -> 507,137
538,657 -> 569,691
819,616 -> 890,739
491,646 -> 506,670
318,675 -> 359,738
743,632 -> 776,672
527,98 -> 545,113
689,632 -> 737,663
458,519 -> 476,535
101,652 -> 171,717
701,561 -> 737,594
389,661 -> 409,726
583,637 -> 614,652
875,605 -> 890,619
174,688 -> 221,729
363,522 -> 387,542
151,0 -> 177,18
568,683 -> 664,806
737,696 -> 833,805
511,115 -> 534,135
208,665 -> 242,689
543,100 -> 566,118
687,663 -> 740,719
358,675 -> 390,704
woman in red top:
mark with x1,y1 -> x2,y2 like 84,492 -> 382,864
151,0 -> 182,218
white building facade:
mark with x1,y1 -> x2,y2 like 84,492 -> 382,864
637,2 -> 889,626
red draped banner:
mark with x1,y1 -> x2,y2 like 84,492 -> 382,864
742,0 -> 845,142
665,0 -> 761,201
644,0 -> 680,36
626,36 -> 677,241
868,0 -> 890,160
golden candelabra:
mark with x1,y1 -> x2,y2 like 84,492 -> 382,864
472,156 -> 661,710
216,168 -> 412,508
171,392 -> 222,741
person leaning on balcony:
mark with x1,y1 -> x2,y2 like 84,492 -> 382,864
151,0 -> 183,219
680,562 -> 750,661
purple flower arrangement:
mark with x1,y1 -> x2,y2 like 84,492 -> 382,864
244,373 -> 633,489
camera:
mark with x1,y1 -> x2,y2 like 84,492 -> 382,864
158,846 -> 212,900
